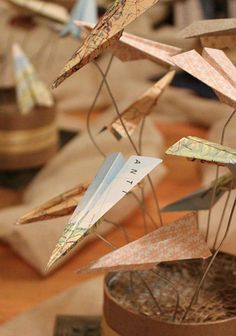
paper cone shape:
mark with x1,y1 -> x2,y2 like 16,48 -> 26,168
162,173 -> 236,212
78,212 -> 211,273
53,0 -> 160,88
61,0 -> 97,38
13,43 -> 54,114
102,71 -> 175,140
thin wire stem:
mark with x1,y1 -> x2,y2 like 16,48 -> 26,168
136,272 -> 163,315
94,230 -> 117,250
212,181 -> 234,250
94,61 -> 164,227
86,55 -> 114,157
104,218 -> 130,244
205,109 -> 236,242
182,197 -> 236,322
152,269 -> 181,322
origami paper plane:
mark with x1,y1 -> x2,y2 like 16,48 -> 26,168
60,0 -> 97,39
7,0 -> 69,23
166,136 -> 236,174
77,212 -> 211,273
101,71 -> 175,140
180,18 -> 236,49
53,0 -> 160,88
47,152 -> 162,269
162,173 -> 236,212
75,20 -> 181,66
17,185 -> 88,225
13,43 -> 54,114
172,48 -> 236,108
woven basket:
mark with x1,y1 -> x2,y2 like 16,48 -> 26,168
0,87 -> 58,170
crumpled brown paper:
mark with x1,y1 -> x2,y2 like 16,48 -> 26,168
0,112 -> 166,275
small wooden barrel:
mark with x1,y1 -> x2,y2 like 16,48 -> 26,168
0,87 -> 58,170
103,274 -> 236,336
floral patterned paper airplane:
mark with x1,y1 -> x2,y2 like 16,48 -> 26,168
180,18 -> 236,49
75,21 -> 181,66
162,173 -> 236,212
172,47 -> 236,108
7,0 -> 69,23
101,70 -> 175,140
166,136 -> 236,175
53,0 -> 161,88
77,212 -> 211,273
46,152 -> 162,269
13,43 -> 54,114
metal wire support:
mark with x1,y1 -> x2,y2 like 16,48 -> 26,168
93,61 -> 164,227
205,109 -> 236,242
182,197 -> 236,322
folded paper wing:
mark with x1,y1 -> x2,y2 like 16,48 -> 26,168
75,21 -> 181,65
7,0 -> 69,23
112,32 -> 181,65
53,0 -> 160,88
78,212 -> 211,273
102,71 -> 175,140
13,43 -> 54,114
61,0 -> 97,38
47,153 -> 162,269
166,136 -> 236,174
17,185 -> 87,225
172,48 -> 236,108
162,173 -> 235,212
180,18 -> 236,49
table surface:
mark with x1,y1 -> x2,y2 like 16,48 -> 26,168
0,121 -> 207,324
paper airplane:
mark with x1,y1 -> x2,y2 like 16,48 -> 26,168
47,152 -> 162,269
17,185 -> 88,225
101,71 -> 175,140
13,43 -> 54,114
7,0 -> 69,23
53,0 -> 160,88
75,20 -> 181,66
75,21 -> 181,66
166,136 -> 236,174
61,0 -> 97,38
162,173 -> 236,212
180,18 -> 236,49
77,212 -> 211,273
172,48 -> 236,108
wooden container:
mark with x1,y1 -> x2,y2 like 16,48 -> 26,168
0,87 -> 58,170
102,273 -> 236,336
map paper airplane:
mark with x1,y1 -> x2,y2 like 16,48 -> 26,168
75,20 -> 181,66
180,18 -> 236,49
172,47 -> 236,108
17,185 -> 87,225
7,0 -> 69,23
13,43 -> 54,114
162,173 -> 236,212
166,136 -> 236,174
47,153 -> 162,269
101,71 -> 175,140
77,212 -> 211,273
53,0 -> 160,88
61,0 -> 97,38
